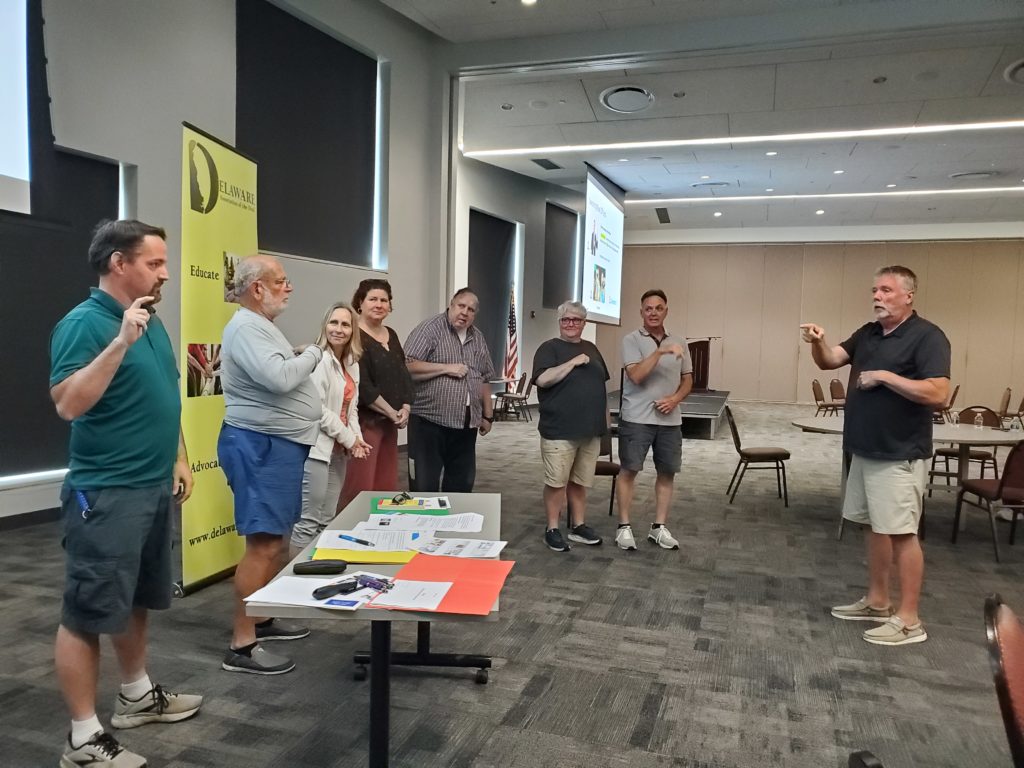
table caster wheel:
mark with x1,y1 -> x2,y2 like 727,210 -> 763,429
172,582 -> 185,598
353,665 -> 368,681
474,668 -> 488,684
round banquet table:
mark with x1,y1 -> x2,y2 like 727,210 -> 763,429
792,416 -> 1024,539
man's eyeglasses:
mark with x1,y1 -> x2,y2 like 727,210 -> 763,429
260,277 -> 292,289
559,317 -> 585,325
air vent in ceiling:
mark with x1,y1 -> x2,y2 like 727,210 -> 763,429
691,181 -> 730,189
598,85 -> 654,114
655,207 -> 671,224
531,158 -> 563,171
1004,58 -> 1024,86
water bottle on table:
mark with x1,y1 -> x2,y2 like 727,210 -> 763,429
951,411 -> 959,427
974,413 -> 984,429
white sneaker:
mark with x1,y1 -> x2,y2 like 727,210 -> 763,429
60,731 -> 146,767
648,525 -> 679,550
615,525 -> 637,550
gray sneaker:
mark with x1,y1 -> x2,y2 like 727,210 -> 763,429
110,684 -> 202,729
615,525 -> 637,550
648,525 -> 679,550
831,597 -> 894,622
60,731 -> 146,767
255,619 -> 309,641
222,644 -> 295,675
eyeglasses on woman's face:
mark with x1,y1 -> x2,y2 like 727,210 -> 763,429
559,317 -> 585,325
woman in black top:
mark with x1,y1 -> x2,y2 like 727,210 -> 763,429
337,279 -> 415,511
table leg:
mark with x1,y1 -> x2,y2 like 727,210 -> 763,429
369,621 -> 391,768
957,442 -> 970,532
837,451 -> 851,540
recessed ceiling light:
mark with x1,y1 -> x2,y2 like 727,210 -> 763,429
765,151 -> 778,156
521,0 -> 537,5
833,170 -> 844,175
815,210 -> 825,215
618,158 -> 629,162
700,175 -> 710,180
765,188 -> 774,192
886,183 -> 897,188
949,171 -> 995,180
713,211 -> 723,217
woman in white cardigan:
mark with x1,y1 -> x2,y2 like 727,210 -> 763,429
291,302 -> 373,555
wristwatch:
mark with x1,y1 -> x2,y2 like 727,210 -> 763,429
482,415 -> 494,423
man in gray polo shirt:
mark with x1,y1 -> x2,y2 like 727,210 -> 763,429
615,289 -> 693,551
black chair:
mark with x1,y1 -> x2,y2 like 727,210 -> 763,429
493,373 -> 528,421
984,594 -> 1024,767
724,406 -> 790,506
829,377 -> 846,412
564,432 -> 620,528
812,379 -> 840,416
954,442 -> 1024,562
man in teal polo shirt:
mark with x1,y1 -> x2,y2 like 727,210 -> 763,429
49,220 -> 202,768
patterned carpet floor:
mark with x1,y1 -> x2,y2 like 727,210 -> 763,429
4,401 -> 1022,767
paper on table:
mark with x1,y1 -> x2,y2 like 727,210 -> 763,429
359,512 -> 483,533
243,573 -> 383,611
392,554 -> 514,615
316,529 -> 423,551
413,537 -> 507,558
368,580 -> 452,611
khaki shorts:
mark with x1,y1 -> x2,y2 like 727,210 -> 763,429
540,437 -> 601,488
842,455 -> 927,535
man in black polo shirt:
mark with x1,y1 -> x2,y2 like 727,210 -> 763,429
801,265 -> 949,646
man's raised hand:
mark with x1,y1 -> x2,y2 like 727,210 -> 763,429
117,296 -> 154,347
799,323 -> 825,343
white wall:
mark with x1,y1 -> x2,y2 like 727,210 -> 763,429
453,156 -> 585,393
7,0 -> 447,517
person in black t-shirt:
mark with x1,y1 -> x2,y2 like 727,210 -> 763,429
801,265 -> 950,647
532,301 -> 610,552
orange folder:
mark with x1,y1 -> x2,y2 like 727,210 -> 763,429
391,554 -> 514,616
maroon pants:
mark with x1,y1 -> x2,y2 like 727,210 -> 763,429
337,414 -> 399,512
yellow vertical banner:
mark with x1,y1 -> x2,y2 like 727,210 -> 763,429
179,124 -> 257,588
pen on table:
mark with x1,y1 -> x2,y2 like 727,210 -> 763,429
339,534 -> 374,547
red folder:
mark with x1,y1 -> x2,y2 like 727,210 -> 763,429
391,554 -> 514,615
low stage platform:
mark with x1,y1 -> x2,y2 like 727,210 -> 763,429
608,389 -> 730,440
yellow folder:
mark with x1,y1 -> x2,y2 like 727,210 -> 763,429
312,547 -> 417,565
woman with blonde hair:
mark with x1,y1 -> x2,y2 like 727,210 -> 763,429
291,302 -> 372,555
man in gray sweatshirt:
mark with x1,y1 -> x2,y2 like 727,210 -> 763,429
217,254 -> 322,675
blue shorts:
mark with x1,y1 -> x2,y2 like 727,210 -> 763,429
618,419 -> 682,474
218,424 -> 309,536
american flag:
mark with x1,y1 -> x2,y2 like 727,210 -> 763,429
503,287 -> 518,379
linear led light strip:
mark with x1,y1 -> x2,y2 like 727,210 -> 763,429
462,120 -> 1024,158
627,186 -> 1024,204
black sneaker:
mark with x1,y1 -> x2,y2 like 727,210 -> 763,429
255,619 -> 309,641
567,523 -> 602,545
221,644 -> 295,675
544,528 -> 571,552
